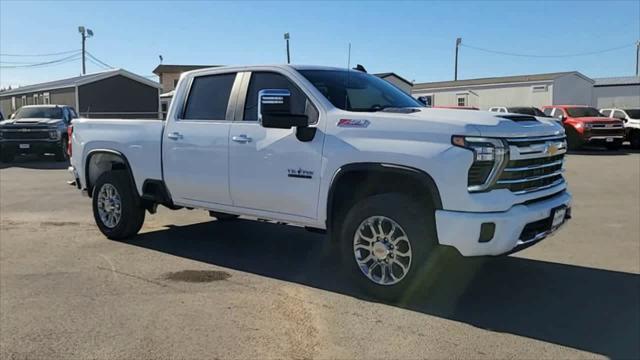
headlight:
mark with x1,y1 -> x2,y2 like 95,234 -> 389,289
49,130 -> 59,139
583,123 -> 592,129
452,136 -> 508,192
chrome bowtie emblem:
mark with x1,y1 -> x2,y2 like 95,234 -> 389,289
544,142 -> 559,155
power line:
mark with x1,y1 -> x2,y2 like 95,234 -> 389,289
86,56 -> 109,70
460,42 -> 635,58
86,51 -> 114,68
0,53 -> 81,69
0,49 -> 80,57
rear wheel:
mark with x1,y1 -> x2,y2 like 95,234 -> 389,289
92,170 -> 145,239
338,193 -> 437,301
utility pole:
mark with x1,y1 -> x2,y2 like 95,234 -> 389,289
636,40 -> 639,77
78,26 -> 94,75
284,32 -> 291,64
454,37 -> 462,81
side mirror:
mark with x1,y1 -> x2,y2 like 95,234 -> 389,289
259,89 -> 308,129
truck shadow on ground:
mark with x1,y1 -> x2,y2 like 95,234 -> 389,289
127,219 -> 639,359
0,155 -> 68,170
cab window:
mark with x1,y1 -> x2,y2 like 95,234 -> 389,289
183,73 -> 236,120
243,72 -> 318,124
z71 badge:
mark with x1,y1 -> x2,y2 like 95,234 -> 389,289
288,168 -> 313,179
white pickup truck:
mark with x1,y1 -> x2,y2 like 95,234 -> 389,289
69,65 -> 571,298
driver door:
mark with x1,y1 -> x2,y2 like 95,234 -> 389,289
228,71 -> 324,219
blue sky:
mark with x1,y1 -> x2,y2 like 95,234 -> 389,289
1,0 -> 638,88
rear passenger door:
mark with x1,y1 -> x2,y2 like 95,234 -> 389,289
162,72 -> 239,206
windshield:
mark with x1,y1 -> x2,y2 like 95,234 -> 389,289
624,109 -> 640,119
14,107 -> 63,119
508,107 -> 546,117
565,107 -> 603,118
298,70 -> 423,112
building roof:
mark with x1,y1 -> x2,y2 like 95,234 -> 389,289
152,64 -> 220,75
413,71 -> 592,91
373,72 -> 413,86
593,76 -> 640,87
0,69 -> 161,97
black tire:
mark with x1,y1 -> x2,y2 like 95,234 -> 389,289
54,136 -> 69,162
0,148 -> 15,163
566,127 -> 583,150
338,193 -> 437,302
630,130 -> 640,150
92,170 -> 145,240
209,211 -> 239,221
605,139 -> 623,151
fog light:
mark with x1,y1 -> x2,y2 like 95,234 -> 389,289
478,222 -> 495,243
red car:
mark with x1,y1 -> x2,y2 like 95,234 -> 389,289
542,105 -> 625,150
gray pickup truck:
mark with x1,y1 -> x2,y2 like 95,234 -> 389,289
0,105 -> 75,162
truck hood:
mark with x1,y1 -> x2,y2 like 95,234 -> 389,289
0,118 -> 63,126
398,108 -> 564,138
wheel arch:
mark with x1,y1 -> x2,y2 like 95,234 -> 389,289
84,149 -> 138,198
326,162 -> 442,235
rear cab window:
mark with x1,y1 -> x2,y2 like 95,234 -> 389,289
182,73 -> 237,120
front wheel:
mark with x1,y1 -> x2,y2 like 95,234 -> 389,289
605,139 -> 623,151
92,170 -> 145,239
566,127 -> 583,150
339,193 -> 437,301
0,148 -> 15,163
629,130 -> 640,150
54,136 -> 69,162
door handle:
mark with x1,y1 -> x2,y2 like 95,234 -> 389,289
231,134 -> 252,143
167,132 -> 183,140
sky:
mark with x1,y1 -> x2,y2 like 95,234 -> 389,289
0,0 -> 639,89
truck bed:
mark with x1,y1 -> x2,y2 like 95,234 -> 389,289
70,118 -> 164,195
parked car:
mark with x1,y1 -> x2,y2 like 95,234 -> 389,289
0,105 -> 76,162
542,105 -> 625,150
488,106 -> 549,117
68,65 -> 571,300
600,108 -> 640,149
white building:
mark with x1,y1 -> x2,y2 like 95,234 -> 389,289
412,71 -> 594,109
593,76 -> 640,108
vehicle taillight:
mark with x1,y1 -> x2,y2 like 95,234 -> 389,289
67,125 -> 73,157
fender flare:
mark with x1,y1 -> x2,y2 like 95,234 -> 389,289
84,149 -> 138,198
326,162 -> 443,229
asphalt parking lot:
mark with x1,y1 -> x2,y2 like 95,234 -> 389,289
1,149 -> 639,359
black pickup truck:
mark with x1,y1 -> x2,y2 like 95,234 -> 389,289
0,105 -> 76,162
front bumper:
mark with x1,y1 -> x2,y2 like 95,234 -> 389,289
435,191 -> 571,256
1,139 -> 60,153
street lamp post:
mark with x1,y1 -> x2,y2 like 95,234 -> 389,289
454,37 -> 462,81
78,26 -> 94,75
284,32 -> 290,64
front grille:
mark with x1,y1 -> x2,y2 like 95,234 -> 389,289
2,130 -> 50,140
586,127 -> 625,137
496,135 -> 567,194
